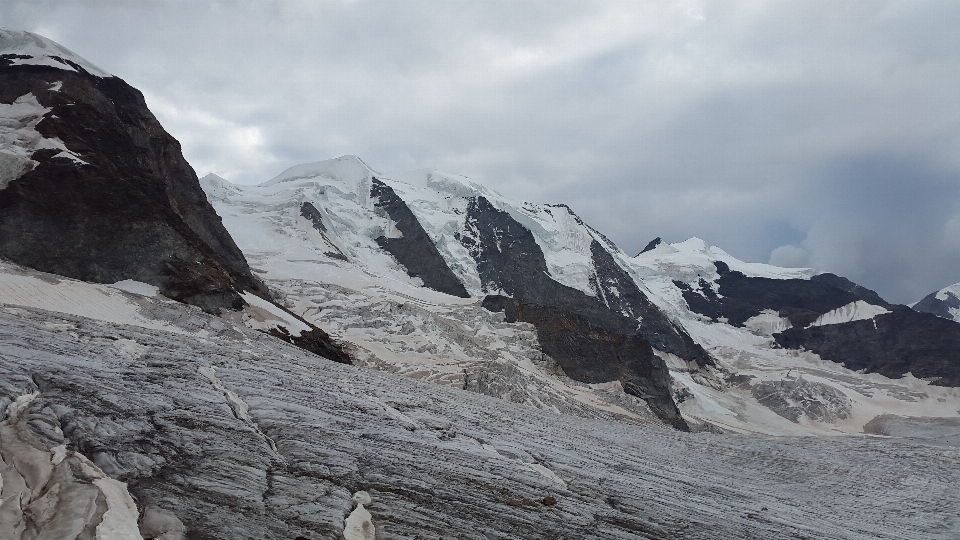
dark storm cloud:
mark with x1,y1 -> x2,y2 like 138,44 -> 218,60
3,0 -> 960,303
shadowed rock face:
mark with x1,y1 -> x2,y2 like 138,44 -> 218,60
775,307 -> 960,387
300,201 -> 348,261
589,239 -> 711,367
683,262 -> 889,328
370,178 -> 469,298
679,262 -> 960,387
266,319 -> 351,365
913,289 -> 960,320
462,196 -> 710,364
462,196 -> 712,428
0,60 -> 266,313
482,295 -> 687,430
638,237 -> 661,255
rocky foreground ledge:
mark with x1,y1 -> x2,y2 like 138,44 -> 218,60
1,303 -> 957,539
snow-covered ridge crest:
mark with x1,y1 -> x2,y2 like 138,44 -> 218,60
388,167 -> 626,296
229,155 -> 633,298
0,29 -> 111,77
264,154 -> 376,189
631,236 -> 817,284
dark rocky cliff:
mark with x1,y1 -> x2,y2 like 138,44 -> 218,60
775,307 -> 960,386
678,261 -> 960,387
462,196 -> 712,428
680,261 -> 889,328
482,295 -> 687,429
370,178 -> 470,297
0,52 -> 266,313
913,288 -> 960,320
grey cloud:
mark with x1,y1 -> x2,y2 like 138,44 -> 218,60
3,0 -> 960,303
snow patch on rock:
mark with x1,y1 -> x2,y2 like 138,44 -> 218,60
108,279 -> 160,297
807,301 -> 890,328
0,261 -> 189,334
1,92 -> 87,190
744,309 -> 793,336
240,292 -> 311,337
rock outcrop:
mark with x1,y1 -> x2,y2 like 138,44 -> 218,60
672,260 -> 960,386
370,178 -> 469,297
0,30 -> 266,313
775,306 -> 960,387
461,196 -> 712,428
912,283 -> 960,322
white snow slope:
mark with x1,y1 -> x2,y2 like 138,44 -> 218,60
201,156 -> 960,438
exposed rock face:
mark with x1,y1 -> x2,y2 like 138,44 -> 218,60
299,201 -> 347,261
683,262 -> 888,328
808,273 -> 888,307
370,178 -> 469,297
460,196 -> 712,428
461,197 -> 709,363
482,295 -> 686,430
266,323 -> 351,364
913,284 -> 960,322
775,307 -> 960,386
588,239 -> 710,366
638,236 -> 661,255
0,31 -> 266,313
676,261 -> 960,387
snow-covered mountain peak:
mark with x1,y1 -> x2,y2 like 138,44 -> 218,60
935,283 -> 960,302
912,280 -> 960,322
633,236 -> 816,283
394,168 -> 501,201
0,29 -> 111,77
262,154 -> 377,193
199,173 -> 242,201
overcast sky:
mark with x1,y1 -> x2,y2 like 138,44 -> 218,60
4,1 -> 960,303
